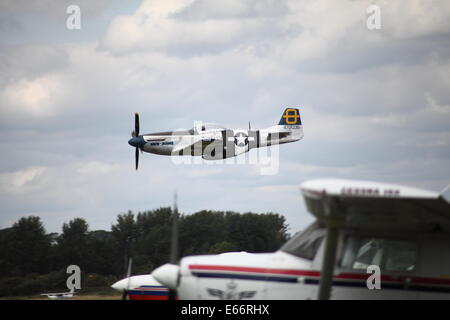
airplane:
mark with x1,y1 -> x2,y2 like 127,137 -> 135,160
111,274 -> 169,300
111,196 -> 178,300
40,287 -> 76,300
127,108 -> 303,169
145,178 -> 450,300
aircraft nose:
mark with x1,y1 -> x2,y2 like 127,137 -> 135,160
111,278 -> 127,292
152,263 -> 180,290
128,136 -> 144,148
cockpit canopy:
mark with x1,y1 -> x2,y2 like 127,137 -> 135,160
191,123 -> 226,134
280,222 -> 325,261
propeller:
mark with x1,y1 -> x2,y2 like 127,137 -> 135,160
170,190 -> 179,264
168,190 -> 179,300
151,190 -> 180,299
131,113 -> 140,170
122,257 -> 133,300
135,147 -> 139,171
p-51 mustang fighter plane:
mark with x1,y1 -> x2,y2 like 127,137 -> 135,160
128,108 -> 303,169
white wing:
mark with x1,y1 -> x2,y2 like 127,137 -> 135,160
172,136 -> 202,154
300,178 -> 450,231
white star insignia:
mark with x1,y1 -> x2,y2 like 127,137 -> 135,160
235,133 -> 247,145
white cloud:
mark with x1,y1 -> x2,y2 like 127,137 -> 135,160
99,0 -> 286,55
0,166 -> 47,194
1,75 -> 65,117
379,0 -> 450,39
1,0 -> 450,233
0,0 -> 108,18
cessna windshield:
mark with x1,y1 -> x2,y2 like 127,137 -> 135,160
281,222 -> 326,260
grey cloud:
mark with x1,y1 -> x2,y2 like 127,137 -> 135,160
171,0 -> 289,20
0,44 -> 69,86
0,0 -> 108,18
0,0 -> 449,233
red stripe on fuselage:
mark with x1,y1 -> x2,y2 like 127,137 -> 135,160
129,294 -> 169,300
188,264 -> 450,287
188,264 -> 320,277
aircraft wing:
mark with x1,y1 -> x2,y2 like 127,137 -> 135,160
300,179 -> 450,232
41,293 -> 60,296
40,292 -> 71,296
172,133 -> 224,156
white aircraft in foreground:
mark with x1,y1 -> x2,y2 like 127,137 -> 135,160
128,108 -> 303,169
40,288 -> 76,300
111,274 -> 169,300
145,179 -> 450,300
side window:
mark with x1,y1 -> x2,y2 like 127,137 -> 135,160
341,236 -> 417,272
280,223 -> 325,260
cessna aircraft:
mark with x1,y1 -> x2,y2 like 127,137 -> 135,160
128,108 -> 303,169
111,274 -> 169,300
151,179 -> 450,300
40,288 -> 76,300
112,179 -> 450,299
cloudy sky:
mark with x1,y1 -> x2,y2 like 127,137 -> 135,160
0,0 -> 449,234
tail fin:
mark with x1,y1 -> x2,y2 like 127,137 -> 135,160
278,108 -> 301,126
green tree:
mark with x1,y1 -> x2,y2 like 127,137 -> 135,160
135,207 -> 173,269
0,216 -> 52,276
111,211 -> 137,276
56,218 -> 89,270
179,210 -> 228,256
85,230 -> 117,275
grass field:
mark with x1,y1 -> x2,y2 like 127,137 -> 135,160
0,287 -> 123,300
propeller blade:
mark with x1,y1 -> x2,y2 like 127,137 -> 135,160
135,147 -> 139,170
170,191 -> 179,264
121,258 -> 133,300
168,190 -> 179,300
135,113 -> 140,136
127,258 -> 133,278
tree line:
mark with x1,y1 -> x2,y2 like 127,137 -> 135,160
0,208 -> 290,296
